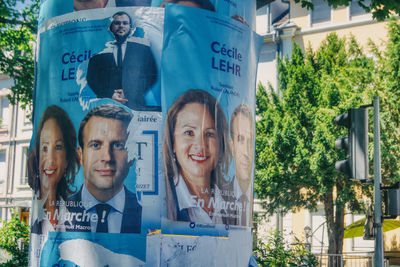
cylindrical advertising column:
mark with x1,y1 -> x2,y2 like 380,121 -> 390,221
28,1 -> 261,266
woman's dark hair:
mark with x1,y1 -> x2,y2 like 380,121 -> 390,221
163,89 -> 230,220
28,105 -> 79,200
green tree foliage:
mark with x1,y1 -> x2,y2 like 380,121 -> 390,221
292,0 -> 400,21
255,32 -> 378,255
0,0 -> 39,109
371,18 -> 400,184
254,230 -> 318,266
0,213 -> 29,267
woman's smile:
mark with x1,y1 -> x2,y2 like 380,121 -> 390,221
173,103 -> 220,181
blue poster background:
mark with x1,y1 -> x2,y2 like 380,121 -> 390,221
38,1 -> 256,30
40,232 -> 147,265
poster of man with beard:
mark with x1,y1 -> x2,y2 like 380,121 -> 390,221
86,11 -> 160,111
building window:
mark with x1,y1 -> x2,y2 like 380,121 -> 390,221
20,208 -> 29,225
311,0 -> 331,24
21,147 -> 29,185
23,105 -> 32,127
350,0 -> 370,17
0,96 -> 9,128
0,150 -> 6,193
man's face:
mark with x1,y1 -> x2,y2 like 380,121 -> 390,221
230,114 -> 254,186
110,14 -> 131,40
78,116 -> 132,201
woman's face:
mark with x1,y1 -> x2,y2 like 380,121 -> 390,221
39,119 -> 67,190
173,103 -> 220,182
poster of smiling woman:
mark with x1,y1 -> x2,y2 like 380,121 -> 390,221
161,4 -> 262,235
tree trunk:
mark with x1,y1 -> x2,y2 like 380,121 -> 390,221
323,187 -> 345,267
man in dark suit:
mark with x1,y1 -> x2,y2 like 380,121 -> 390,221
86,11 -> 159,111
66,104 -> 141,233
222,104 -> 255,226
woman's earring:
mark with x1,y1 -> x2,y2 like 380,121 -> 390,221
172,153 -> 177,162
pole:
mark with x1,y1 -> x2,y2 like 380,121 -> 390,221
373,96 -> 384,267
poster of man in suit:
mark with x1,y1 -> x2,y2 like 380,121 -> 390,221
86,11 -> 160,111
66,104 -> 142,233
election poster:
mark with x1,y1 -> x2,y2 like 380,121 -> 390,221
161,4 -> 262,236
29,7 -> 164,266
29,1 -> 261,266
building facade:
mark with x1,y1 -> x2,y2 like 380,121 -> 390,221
255,0 -> 391,255
0,74 -> 33,225
256,0 -> 385,91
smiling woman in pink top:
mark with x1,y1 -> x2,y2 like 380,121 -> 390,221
163,89 -> 231,224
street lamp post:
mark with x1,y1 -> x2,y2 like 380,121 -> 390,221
304,226 -> 312,252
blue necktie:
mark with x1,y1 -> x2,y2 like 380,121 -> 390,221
95,203 -> 111,233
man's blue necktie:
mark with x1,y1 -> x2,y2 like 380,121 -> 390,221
95,203 -> 111,233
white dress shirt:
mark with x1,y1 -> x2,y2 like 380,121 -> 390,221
40,196 -> 68,234
175,174 -> 225,224
111,40 -> 127,65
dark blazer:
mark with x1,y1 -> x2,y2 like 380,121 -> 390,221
220,178 -> 239,226
86,39 -> 159,111
220,177 -> 254,227
65,186 -> 142,233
